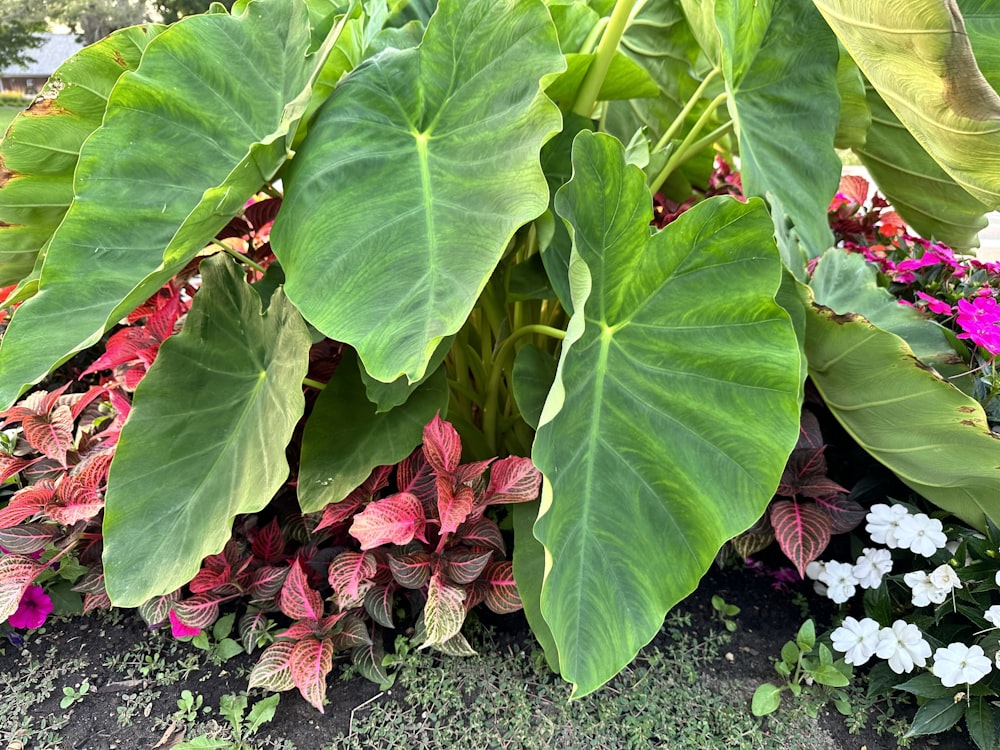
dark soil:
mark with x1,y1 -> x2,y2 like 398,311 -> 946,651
0,556 -> 978,750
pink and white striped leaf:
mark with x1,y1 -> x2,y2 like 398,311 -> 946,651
455,517 -> 505,555
239,608 -> 272,653
137,591 -> 179,626
248,640 -> 295,693
397,451 -> 437,511
437,483 -> 474,536
82,591 -> 112,613
0,454 -> 39,484
352,638 -> 390,686
248,565 -> 288,603
314,465 -> 392,533
251,517 -> 286,563
290,635 -> 334,712
454,458 -> 494,487
71,450 -> 113,490
364,583 -> 396,628
482,561 -> 522,614
172,593 -> 222,630
329,615 -> 371,651
815,494 -> 866,534
0,523 -> 58,554
422,413 -> 461,477
0,480 -> 54,528
73,569 -> 111,597
282,619 -> 323,641
770,500 -> 833,578
387,551 -> 434,590
434,631 -> 477,656
444,550 -> 493,585
328,551 -> 378,600
482,456 -> 542,506
0,553 -> 45,622
44,478 -> 103,525
1,384 -> 71,424
22,406 -> 74,465
349,492 -> 427,550
279,559 -> 324,621
421,572 -> 466,648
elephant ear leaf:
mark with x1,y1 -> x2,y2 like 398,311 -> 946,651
534,131 -> 802,697
813,0 -> 1000,209
271,0 -> 565,385
0,24 -> 165,290
0,0 -> 339,409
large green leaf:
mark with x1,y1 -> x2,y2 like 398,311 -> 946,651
0,25 -> 165,289
271,0 -> 565,385
0,0 -> 334,409
960,0 -> 1000,91
535,131 -> 802,696
809,248 -> 971,386
804,286 -> 1000,528
103,255 -> 311,606
716,0 -> 841,258
855,84 -> 990,250
813,0 -> 1000,209
297,348 -> 448,513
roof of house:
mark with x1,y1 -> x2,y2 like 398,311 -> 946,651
1,33 -> 85,78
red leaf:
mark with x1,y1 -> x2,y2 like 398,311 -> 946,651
454,458 -> 494,487
313,495 -> 364,533
455,517 -> 506,555
251,518 -> 286,563
422,571 -> 466,648
328,551 -> 378,601
249,640 -> 295,693
770,500 -> 833,578
422,413 -> 461,476
172,593 -> 222,630
44,478 -> 103,525
776,410 -> 848,500
82,591 -> 112,614
279,559 -> 324,621
364,584 -> 396,628
289,636 -> 334,712
0,553 -> 46,623
0,454 -> 39,484
349,492 -> 427,551
0,523 -> 58,555
22,407 -> 74,465
437,483 -> 474,536
2,383 -> 72,424
816,494 -> 866,534
482,561 -> 521,614
282,619 -> 324,641
443,550 -> 493,585
248,565 -> 289,603
387,551 -> 434,590
397,450 -> 436,509
72,451 -> 113,490
0,480 -> 55,528
482,456 -> 541,506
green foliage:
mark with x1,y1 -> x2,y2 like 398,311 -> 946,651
1,0 -> 1000,707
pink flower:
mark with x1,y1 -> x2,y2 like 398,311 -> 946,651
8,585 -> 53,629
914,292 -> 953,316
955,296 -> 1000,354
169,609 -> 201,638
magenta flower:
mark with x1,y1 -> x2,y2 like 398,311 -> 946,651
955,296 -> 1000,354
169,609 -> 201,638
8,585 -> 53,629
914,292 -> 953,316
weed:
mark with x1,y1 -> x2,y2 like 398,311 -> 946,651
710,594 -> 741,632
59,679 -> 91,708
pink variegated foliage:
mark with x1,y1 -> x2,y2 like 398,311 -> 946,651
732,408 -> 864,577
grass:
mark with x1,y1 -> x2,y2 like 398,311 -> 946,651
0,105 -> 23,134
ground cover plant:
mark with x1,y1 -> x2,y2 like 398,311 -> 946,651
1,0 -> 1000,711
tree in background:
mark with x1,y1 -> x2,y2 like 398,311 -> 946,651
154,0 -> 234,24
0,0 -> 47,70
43,0 -> 148,45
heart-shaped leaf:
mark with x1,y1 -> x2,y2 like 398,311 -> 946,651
535,131 -> 801,697
102,255 -> 311,606
279,560 -> 324,622
327,551 -> 378,602
290,636 -> 335,712
482,560 -> 522,615
271,0 -> 565,383
0,0 -> 333,408
770,500 -> 833,577
421,571 -> 466,648
349,493 -> 428,550
248,640 -> 295,693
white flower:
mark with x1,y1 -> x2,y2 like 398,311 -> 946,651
986,606 -> 1000,627
853,548 -> 892,589
805,561 -> 825,580
894,513 -> 948,557
903,570 -> 948,608
928,564 -> 963,594
818,560 -> 858,604
995,570 -> 1000,588
830,616 -> 880,665
865,503 -> 909,548
875,620 -> 931,674
932,643 -> 992,687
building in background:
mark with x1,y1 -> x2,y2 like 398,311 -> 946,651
0,33 -> 84,94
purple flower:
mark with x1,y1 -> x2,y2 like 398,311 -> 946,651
955,296 -> 1000,355
914,291 -> 953,317
8,585 -> 53,629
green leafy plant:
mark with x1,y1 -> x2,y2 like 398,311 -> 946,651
58,679 -> 90,709
174,693 -> 280,750
709,594 -> 739,633
752,619 -> 851,718
1,0 -> 1000,701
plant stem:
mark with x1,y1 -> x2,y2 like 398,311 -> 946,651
482,324 -> 567,454
210,239 -> 268,275
302,377 -> 327,390
571,0 -> 639,118
652,67 -> 721,155
648,93 -> 729,195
